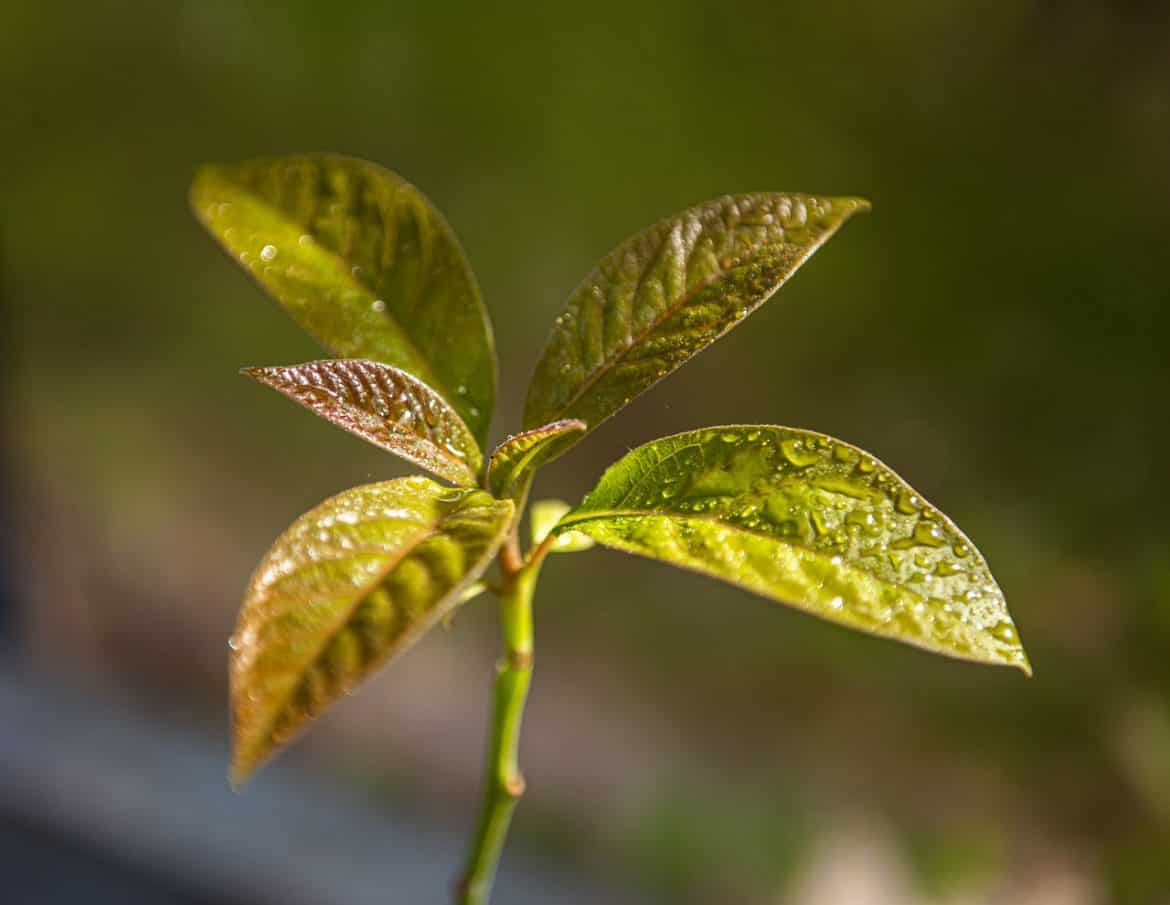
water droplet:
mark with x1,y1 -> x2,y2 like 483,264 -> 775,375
372,299 -> 386,313
298,233 -> 314,247
895,491 -> 920,515
913,521 -> 946,548
828,596 -> 844,610
989,620 -> 1019,644
952,541 -> 970,558
228,636 -> 240,650
832,445 -> 856,464
260,244 -> 277,262
857,457 -> 876,474
781,438 -> 819,467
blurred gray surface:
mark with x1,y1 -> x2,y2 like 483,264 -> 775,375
0,659 -> 641,905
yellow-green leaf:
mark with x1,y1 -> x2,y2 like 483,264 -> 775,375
191,154 -> 496,444
529,499 -> 596,554
485,419 -> 586,499
523,193 -> 868,458
231,477 -> 513,783
555,426 -> 1029,673
244,360 -> 482,486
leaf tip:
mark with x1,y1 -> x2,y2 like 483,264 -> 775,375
1016,648 -> 1034,678
839,196 -> 872,217
228,754 -> 254,791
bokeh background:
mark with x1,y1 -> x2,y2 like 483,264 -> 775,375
3,1 -> 1169,903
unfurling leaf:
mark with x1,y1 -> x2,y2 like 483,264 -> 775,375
191,154 -> 496,444
556,426 -> 1029,673
230,477 -> 513,783
485,420 -> 586,499
244,360 -> 482,486
529,499 -> 595,554
523,193 -> 868,458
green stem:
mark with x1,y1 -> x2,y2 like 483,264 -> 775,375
456,556 -> 541,905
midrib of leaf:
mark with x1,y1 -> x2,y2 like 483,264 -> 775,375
544,213 -> 846,424
200,180 -> 454,408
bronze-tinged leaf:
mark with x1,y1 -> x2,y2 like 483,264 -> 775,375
244,360 -> 482,487
230,477 -> 513,784
191,154 -> 496,444
485,419 -> 586,499
556,426 -> 1030,674
523,193 -> 868,459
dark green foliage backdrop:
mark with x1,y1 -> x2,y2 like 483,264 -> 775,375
3,1 -> 1168,902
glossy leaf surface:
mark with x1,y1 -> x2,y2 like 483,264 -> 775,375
244,360 -> 482,486
556,426 -> 1029,673
231,477 -> 513,783
192,154 -> 496,444
524,193 -> 868,454
485,419 -> 586,499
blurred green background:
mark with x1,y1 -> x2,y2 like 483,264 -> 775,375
3,1 -> 1169,903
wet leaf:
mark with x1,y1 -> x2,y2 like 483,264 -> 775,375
191,154 -> 496,444
485,419 -> 586,499
556,426 -> 1029,673
244,360 -> 481,487
523,193 -> 868,457
230,477 -> 513,783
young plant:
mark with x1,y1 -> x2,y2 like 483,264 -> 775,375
191,154 -> 1030,905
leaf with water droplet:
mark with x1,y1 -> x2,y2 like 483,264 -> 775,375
191,154 -> 496,444
485,419 -> 586,500
523,193 -> 869,461
555,426 -> 1030,673
230,477 -> 513,784
243,360 -> 482,486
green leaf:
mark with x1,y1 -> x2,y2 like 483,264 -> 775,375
243,360 -> 482,487
555,426 -> 1029,673
485,419 -> 586,499
191,154 -> 496,444
230,477 -> 513,783
530,499 -> 596,553
523,193 -> 868,456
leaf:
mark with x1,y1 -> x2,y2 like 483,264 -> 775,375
530,499 -> 595,553
191,154 -> 496,444
485,419 -> 586,499
523,193 -> 868,458
555,426 -> 1029,673
230,477 -> 513,783
244,360 -> 482,487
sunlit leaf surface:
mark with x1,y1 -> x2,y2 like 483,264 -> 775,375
524,193 -> 868,456
556,426 -> 1029,672
244,360 -> 482,486
231,477 -> 513,783
485,419 -> 586,499
191,154 -> 496,444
